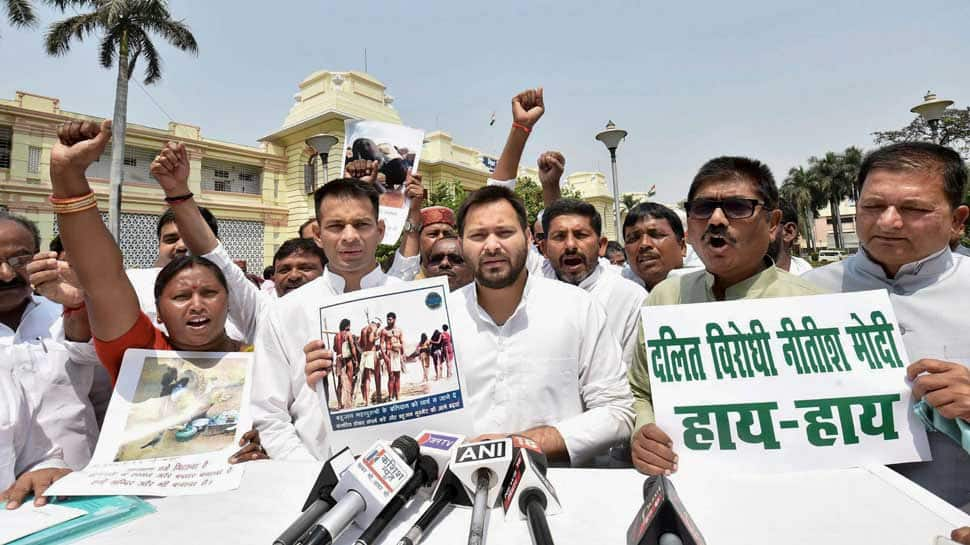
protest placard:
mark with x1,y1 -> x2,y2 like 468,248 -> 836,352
47,350 -> 252,497
314,277 -> 470,453
641,290 -> 931,474
341,119 -> 425,245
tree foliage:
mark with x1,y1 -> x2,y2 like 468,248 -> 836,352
781,147 -> 863,250
873,107 -> 970,159
514,175 -> 581,226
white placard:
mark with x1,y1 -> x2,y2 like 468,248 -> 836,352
641,290 -> 931,474
340,119 -> 425,245
315,277 -> 471,453
47,350 -> 253,497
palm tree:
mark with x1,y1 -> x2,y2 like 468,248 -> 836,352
806,147 -> 862,250
45,0 -> 198,240
780,166 -> 821,251
620,193 -> 642,212
3,0 -> 37,33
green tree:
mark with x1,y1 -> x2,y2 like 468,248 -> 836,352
780,166 -> 823,251
620,193 -> 642,213
873,107 -> 970,158
514,175 -> 581,226
804,147 -> 863,250
45,0 -> 198,240
427,179 -> 467,212
3,0 -> 37,33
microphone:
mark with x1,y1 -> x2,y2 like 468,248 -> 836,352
448,438 -> 516,545
500,439 -> 561,545
298,435 -> 420,545
354,455 -> 439,545
396,480 -> 458,545
415,430 -> 465,498
274,447 -> 356,545
626,476 -> 706,545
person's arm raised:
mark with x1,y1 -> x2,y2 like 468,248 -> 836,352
150,142 -> 218,255
537,151 -> 565,208
491,87 -> 544,183
49,120 -> 140,342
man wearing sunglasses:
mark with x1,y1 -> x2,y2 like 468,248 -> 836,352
628,156 -> 824,476
424,236 -> 474,291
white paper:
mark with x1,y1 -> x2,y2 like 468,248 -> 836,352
0,502 -> 86,544
47,350 -> 253,497
314,277 -> 471,453
641,290 -> 931,474
340,119 -> 425,245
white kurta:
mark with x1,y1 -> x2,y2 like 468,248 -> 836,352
450,274 -> 635,465
0,366 -> 67,492
804,247 -> 970,506
252,266 -> 401,461
0,295 -> 60,347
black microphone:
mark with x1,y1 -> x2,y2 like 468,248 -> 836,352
500,441 -> 559,545
354,455 -> 439,545
396,478 -> 460,545
298,436 -> 420,545
626,476 -> 706,545
274,447 -> 355,545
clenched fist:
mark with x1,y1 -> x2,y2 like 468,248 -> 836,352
151,142 -> 191,197
512,87 -> 545,129
537,151 -> 565,189
51,120 -> 111,176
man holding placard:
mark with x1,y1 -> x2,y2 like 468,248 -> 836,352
804,142 -> 970,507
628,156 -> 825,475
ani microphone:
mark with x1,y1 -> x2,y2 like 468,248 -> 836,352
298,436 -> 419,545
448,438 -> 517,545
354,454 -> 439,545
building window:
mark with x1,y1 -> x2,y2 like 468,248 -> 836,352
0,126 -> 11,169
124,155 -> 137,167
201,159 -> 262,195
85,145 -> 158,184
27,146 -> 41,174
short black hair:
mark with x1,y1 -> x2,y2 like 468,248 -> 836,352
153,255 -> 228,300
622,202 -> 685,241
778,198 -> 799,226
49,235 -> 63,254
299,218 -> 316,238
456,185 -> 528,236
687,156 -> 779,211
340,318 -> 351,330
387,311 -> 396,320
0,211 -> 40,252
857,142 -> 967,209
541,198 -> 603,237
157,206 -> 219,239
442,324 -> 449,331
262,265 -> 274,280
273,237 -> 327,268
605,240 -> 625,257
313,178 -> 380,220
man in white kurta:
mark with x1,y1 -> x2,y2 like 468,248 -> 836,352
803,141 -> 970,507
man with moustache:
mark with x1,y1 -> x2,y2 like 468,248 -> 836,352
628,156 -> 824,476
448,185 -> 634,465
540,198 -> 646,366
424,236 -> 474,291
386,206 -> 459,281
0,213 -> 60,345
620,202 -> 697,290
803,142 -> 970,507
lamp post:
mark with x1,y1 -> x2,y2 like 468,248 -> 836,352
305,134 -> 338,192
595,121 -> 628,242
910,91 -> 953,144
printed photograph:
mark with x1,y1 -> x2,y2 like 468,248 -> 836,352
114,354 -> 249,462
318,284 -> 461,417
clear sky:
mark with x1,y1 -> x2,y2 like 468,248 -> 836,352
2,0 -> 967,203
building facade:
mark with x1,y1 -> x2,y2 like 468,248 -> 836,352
812,199 -> 859,250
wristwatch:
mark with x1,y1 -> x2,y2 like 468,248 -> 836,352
403,220 -> 422,234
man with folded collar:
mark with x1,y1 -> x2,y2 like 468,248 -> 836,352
804,142 -> 970,507
628,156 -> 824,475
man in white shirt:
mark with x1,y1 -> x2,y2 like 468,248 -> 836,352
621,202 -> 697,290
540,198 -> 646,367
770,198 -> 814,275
0,213 -> 60,346
260,178 -> 401,460
803,142 -> 970,507
450,185 -> 634,465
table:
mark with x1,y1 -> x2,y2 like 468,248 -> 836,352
73,461 -> 970,545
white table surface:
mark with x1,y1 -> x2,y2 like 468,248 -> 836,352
71,461 -> 970,545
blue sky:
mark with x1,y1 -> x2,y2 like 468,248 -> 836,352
2,0 -> 968,203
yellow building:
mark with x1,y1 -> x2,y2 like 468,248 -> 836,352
564,172 -> 620,241
0,70 -> 602,269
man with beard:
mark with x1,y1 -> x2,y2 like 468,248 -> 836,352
381,312 -> 406,402
425,236 -> 474,291
620,202 -> 696,291
540,198 -> 646,366
803,142 -> 970,507
449,185 -> 634,465
769,198 -> 813,275
628,156 -> 824,476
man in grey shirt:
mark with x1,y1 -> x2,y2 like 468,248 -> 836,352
804,142 -> 970,507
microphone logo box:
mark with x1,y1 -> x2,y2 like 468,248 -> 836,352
455,440 -> 507,463
357,445 -> 410,499
417,432 -> 459,452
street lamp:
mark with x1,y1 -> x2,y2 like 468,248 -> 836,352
910,91 -> 953,143
305,134 -> 338,192
595,121 -> 628,242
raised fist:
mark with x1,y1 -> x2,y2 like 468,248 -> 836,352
51,120 -> 111,175
537,151 -> 565,189
150,141 -> 191,196
405,172 -> 426,210
512,87 -> 545,128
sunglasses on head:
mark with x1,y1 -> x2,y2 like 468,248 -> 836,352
685,197 -> 765,220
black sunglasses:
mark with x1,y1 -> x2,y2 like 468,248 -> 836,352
685,197 -> 765,220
